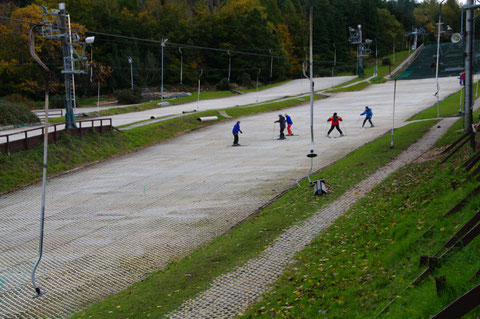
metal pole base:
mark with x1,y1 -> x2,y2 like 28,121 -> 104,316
33,287 -> 47,298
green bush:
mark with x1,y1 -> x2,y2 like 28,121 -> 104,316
115,88 -> 142,104
50,95 -> 66,109
2,94 -> 36,109
316,68 -> 333,77
0,101 -> 40,126
239,72 -> 253,88
216,78 -> 231,91
382,57 -> 392,66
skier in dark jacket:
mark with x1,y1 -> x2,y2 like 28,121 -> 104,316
327,112 -> 343,137
360,106 -> 374,128
275,114 -> 286,140
232,121 -> 243,146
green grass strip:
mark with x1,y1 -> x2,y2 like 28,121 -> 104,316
329,50 -> 411,91
409,82 -> 480,122
326,81 -> 371,93
435,107 -> 480,147
72,119 -> 437,319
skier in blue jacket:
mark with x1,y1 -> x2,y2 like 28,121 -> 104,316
360,106 -> 374,128
285,114 -> 293,136
232,121 -> 243,146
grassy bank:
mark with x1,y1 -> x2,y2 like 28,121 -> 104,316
89,81 -> 292,118
72,119 -> 437,318
243,136 -> 479,318
0,94 -> 323,193
327,50 -> 411,93
409,82 -> 480,122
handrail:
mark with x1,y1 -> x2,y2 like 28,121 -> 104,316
0,118 -> 113,154
0,118 -> 112,140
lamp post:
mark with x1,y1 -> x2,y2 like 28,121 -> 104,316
127,56 -> 133,90
332,43 -> 336,77
465,0 -> 474,145
161,38 -> 168,100
256,68 -> 261,102
86,36 -> 94,83
179,47 -> 183,85
435,1 -> 446,124
197,69 -> 203,110
270,49 -> 273,78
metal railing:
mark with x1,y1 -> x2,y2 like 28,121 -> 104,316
0,118 -> 113,154
33,109 -> 64,120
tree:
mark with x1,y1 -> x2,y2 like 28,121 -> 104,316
377,8 -> 405,56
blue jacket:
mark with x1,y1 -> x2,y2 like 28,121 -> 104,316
361,108 -> 373,118
286,115 -> 293,125
232,123 -> 242,134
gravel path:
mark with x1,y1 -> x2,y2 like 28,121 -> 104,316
168,117 -> 457,319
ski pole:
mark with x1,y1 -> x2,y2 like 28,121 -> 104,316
341,122 -> 347,135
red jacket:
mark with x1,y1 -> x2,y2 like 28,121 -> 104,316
328,116 -> 342,126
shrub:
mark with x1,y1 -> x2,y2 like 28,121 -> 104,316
50,95 -> 66,109
382,57 -> 392,66
2,94 -> 36,109
115,88 -> 142,104
0,101 -> 40,126
216,78 -> 231,91
316,68 -> 333,77
239,72 -> 253,88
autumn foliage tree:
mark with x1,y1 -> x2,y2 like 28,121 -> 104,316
0,0 -> 466,101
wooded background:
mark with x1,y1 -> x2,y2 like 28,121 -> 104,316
0,0 -> 470,100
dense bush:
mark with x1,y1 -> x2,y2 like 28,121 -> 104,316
50,95 -> 66,109
239,72 -> 253,88
382,57 -> 392,66
216,78 -> 231,91
115,88 -> 142,104
2,94 -> 36,109
0,102 -> 40,126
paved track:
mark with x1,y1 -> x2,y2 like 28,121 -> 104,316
0,76 -> 461,317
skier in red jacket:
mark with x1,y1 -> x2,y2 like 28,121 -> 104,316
327,112 -> 343,137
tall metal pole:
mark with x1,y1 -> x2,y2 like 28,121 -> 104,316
465,0 -> 474,144
414,29 -> 418,50
391,79 -> 397,149
58,3 -> 76,129
179,47 -> 183,85
392,41 -> 396,64
309,0 -> 314,155
256,68 -> 261,102
435,2 -> 444,121
228,50 -> 231,82
332,43 -> 336,77
306,0 -> 317,184
29,24 -> 49,299
128,56 -> 133,89
67,14 -> 76,113
270,50 -> 273,78
358,25 -> 363,78
161,38 -> 168,100
197,69 -> 203,110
